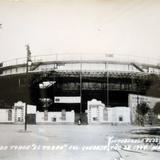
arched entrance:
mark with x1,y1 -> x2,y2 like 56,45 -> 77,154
87,99 -> 108,124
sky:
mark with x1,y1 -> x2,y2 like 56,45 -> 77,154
0,0 -> 160,62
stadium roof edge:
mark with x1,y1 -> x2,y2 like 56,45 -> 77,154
0,59 -> 160,71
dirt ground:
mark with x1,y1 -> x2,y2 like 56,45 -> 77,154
0,124 -> 159,160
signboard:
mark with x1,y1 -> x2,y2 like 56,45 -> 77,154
27,105 -> 37,114
54,96 -> 81,103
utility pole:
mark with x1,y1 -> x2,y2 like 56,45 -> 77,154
24,44 -> 32,131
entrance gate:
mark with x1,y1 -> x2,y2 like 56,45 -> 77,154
87,99 -> 107,124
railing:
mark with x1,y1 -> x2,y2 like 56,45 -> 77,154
1,53 -> 160,68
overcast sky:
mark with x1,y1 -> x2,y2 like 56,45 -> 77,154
0,0 -> 160,62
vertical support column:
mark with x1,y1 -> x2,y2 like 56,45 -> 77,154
80,58 -> 82,114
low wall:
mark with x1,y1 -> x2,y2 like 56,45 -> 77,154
87,106 -> 130,124
0,109 -> 14,123
36,111 -> 75,124
109,107 -> 130,124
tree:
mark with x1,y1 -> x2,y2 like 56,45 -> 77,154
136,102 -> 150,126
153,102 -> 160,114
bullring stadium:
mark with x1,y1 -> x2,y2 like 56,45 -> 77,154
0,47 -> 160,124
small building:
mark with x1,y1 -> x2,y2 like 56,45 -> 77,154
87,99 -> 130,124
14,101 -> 36,124
0,101 -> 37,124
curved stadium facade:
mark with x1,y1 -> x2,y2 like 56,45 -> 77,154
0,54 -> 160,115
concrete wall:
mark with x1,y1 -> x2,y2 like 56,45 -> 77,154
99,107 -> 130,124
109,107 -> 130,124
0,109 -> 14,123
36,111 -> 75,124
87,99 -> 130,124
13,101 -> 37,123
